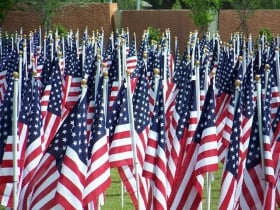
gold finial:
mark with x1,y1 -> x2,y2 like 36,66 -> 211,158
235,79 -> 241,88
265,64 -> 270,71
211,69 -> 216,77
32,70 -> 37,77
239,56 -> 243,62
81,78 -> 87,86
13,72 -> 19,80
195,60 -> 200,66
143,51 -> 147,59
126,69 -> 131,76
255,74 -> 261,82
103,71 -> 108,78
154,68 -> 160,76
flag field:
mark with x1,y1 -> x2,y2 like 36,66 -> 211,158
102,164 -> 223,210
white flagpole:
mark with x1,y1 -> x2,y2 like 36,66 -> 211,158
195,60 -> 201,119
12,71 -> 19,210
255,74 -> 266,191
95,50 -> 101,102
117,37 -> 122,87
275,47 -> 280,92
264,64 -> 270,95
126,70 -> 141,210
154,68 -> 160,101
122,38 -> 127,80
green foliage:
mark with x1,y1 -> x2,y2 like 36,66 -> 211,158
53,23 -> 68,37
172,0 -> 183,9
117,0 -> 136,10
184,0 -> 221,34
147,26 -> 162,44
259,27 -> 273,43
0,0 -> 17,25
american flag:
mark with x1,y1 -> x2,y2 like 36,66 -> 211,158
0,69 -> 17,207
107,48 -> 119,110
23,90 -> 88,210
143,80 -> 167,210
267,55 -> 280,121
41,58 -> 62,152
107,81 -> 133,167
83,76 -> 111,207
165,58 -> 192,195
218,95 -> 242,209
62,46 -> 82,110
118,69 -> 150,209
18,76 -> 44,209
126,37 -> 137,73
0,49 -> 18,103
55,88 -> 88,209
239,72 -> 276,210
271,106 -> 280,209
233,61 -> 256,209
168,77 -> 218,209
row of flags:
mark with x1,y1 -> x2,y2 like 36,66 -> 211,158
0,27 -> 279,209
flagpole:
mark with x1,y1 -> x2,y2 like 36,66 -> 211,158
275,47 -> 280,92
206,70 -> 216,210
12,71 -> 19,210
126,70 -> 141,210
255,74 -> 266,190
264,64 -> 270,95
154,68 -> 160,101
195,60 -> 201,118
95,50 -> 101,102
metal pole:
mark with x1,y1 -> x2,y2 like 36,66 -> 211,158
255,74 -> 266,191
13,71 -> 19,210
126,70 -> 141,210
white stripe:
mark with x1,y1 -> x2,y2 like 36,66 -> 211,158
57,182 -> 82,209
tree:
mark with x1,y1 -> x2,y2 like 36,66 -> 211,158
0,0 -> 17,25
226,0 -> 259,36
183,0 -> 221,35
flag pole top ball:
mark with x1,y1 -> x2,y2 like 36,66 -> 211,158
238,56 -> 242,62
126,69 -> 131,76
211,69 -> 216,77
234,79 -> 241,88
265,64 -> 270,71
81,78 -> 87,86
195,60 -> 200,66
13,72 -> 19,80
143,52 -> 147,59
32,70 -> 37,77
154,68 -> 160,76
255,74 -> 261,82
103,71 -> 109,78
